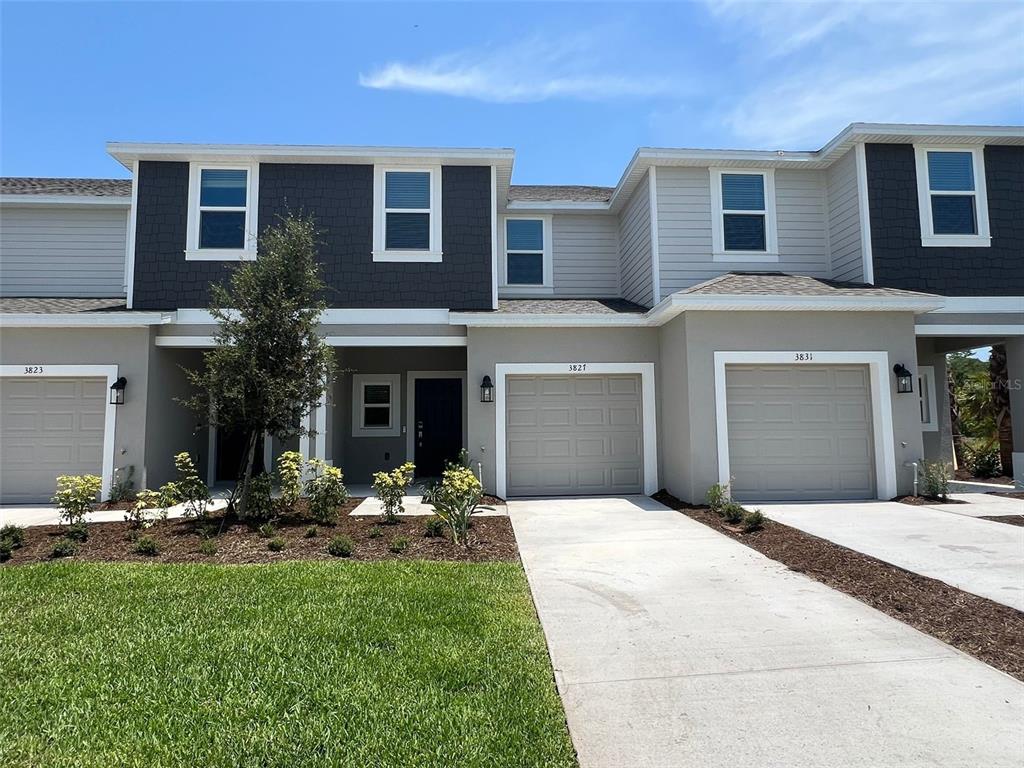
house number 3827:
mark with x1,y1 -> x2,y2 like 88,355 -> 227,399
794,353 -> 814,362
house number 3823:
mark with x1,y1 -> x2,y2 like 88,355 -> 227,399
794,353 -> 814,362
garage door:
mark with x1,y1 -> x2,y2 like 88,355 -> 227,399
0,377 -> 106,503
725,365 -> 875,501
506,374 -> 643,496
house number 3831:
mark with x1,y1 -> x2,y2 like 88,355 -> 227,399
794,353 -> 814,362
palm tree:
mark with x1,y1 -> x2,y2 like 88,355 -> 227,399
990,345 -> 1013,477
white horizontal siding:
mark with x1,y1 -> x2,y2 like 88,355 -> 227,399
618,171 -> 653,307
551,213 -> 620,297
656,167 -> 831,294
826,148 -> 864,283
0,206 -> 127,296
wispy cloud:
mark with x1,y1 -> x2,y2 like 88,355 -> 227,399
699,1 -> 1024,147
359,35 -> 674,103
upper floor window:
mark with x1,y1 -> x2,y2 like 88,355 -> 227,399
185,163 -> 258,261
710,169 -> 778,262
373,167 -> 442,262
503,217 -> 552,289
914,147 -> 990,247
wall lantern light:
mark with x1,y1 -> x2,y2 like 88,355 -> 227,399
893,364 -> 913,394
480,375 -> 494,403
109,376 -> 127,405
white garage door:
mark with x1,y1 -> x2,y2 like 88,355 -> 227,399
0,377 -> 106,503
725,365 -> 875,501
506,374 -> 643,496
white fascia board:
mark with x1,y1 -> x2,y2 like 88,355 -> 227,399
932,297 -> 1024,313
324,335 -> 467,347
107,142 -> 514,170
448,312 -> 649,328
505,200 -> 611,211
0,194 -> 131,206
173,308 -> 451,325
915,324 -> 1024,336
0,312 -> 172,327
645,293 -> 945,325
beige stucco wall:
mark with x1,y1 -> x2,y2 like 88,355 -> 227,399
662,311 -> 925,502
0,326 -> 152,491
145,346 -> 208,486
466,327 -> 662,494
916,338 -> 953,464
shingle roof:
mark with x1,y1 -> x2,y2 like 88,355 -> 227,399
0,297 -> 128,314
1,177 -> 132,197
681,272 -> 938,298
494,298 -> 646,314
508,185 -> 614,203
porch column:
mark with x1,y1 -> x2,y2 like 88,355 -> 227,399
1005,337 -> 1024,488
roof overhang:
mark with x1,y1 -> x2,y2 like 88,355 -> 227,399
0,312 -> 173,327
0,194 -> 130,207
451,291 -> 945,327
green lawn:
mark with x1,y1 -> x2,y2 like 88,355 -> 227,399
0,561 -> 577,768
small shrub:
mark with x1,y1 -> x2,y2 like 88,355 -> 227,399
158,481 -> 182,508
51,538 -> 78,559
721,502 -> 745,525
389,535 -> 410,554
965,443 -> 1001,479
327,535 -> 354,558
367,525 -> 384,539
305,459 -> 349,524
423,516 -> 446,538
108,465 -> 136,503
705,482 -> 730,515
919,460 -> 952,500
246,472 -> 275,520
0,524 -> 26,549
173,452 -> 211,518
0,539 -> 12,562
52,474 -> 102,525
372,462 -> 416,523
133,536 -> 160,556
124,488 -> 167,529
427,466 -> 484,546
276,451 -> 304,511
267,537 -> 286,552
65,522 -> 89,542
741,509 -> 766,533
304,525 -> 318,539
196,520 -> 220,540
198,538 -> 218,556
257,521 -> 276,539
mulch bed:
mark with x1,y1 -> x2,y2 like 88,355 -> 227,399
956,470 -> 1013,485
979,515 -> 1024,527
652,490 -> 1024,681
991,491 -> 1024,500
892,494 -> 967,505
2,499 -> 518,566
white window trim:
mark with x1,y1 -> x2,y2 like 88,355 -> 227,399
351,374 -> 401,437
185,162 -> 259,261
918,365 -> 938,432
712,351 -> 897,500
0,364 -> 119,501
499,214 -> 553,295
372,166 -> 443,262
914,145 -> 990,248
493,362 -> 658,499
710,168 -> 778,262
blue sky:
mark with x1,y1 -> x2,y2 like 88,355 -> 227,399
2,1 -> 1022,184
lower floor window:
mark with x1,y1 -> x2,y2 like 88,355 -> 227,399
352,374 -> 401,437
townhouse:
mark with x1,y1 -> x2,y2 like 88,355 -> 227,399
1,123 -> 1021,504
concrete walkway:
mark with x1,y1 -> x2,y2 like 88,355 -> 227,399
759,501 -> 1024,611
509,496 -> 1023,768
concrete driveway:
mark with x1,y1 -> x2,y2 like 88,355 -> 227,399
758,500 -> 1024,611
509,496 -> 1023,768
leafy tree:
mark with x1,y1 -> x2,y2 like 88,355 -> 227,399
182,214 -> 334,516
